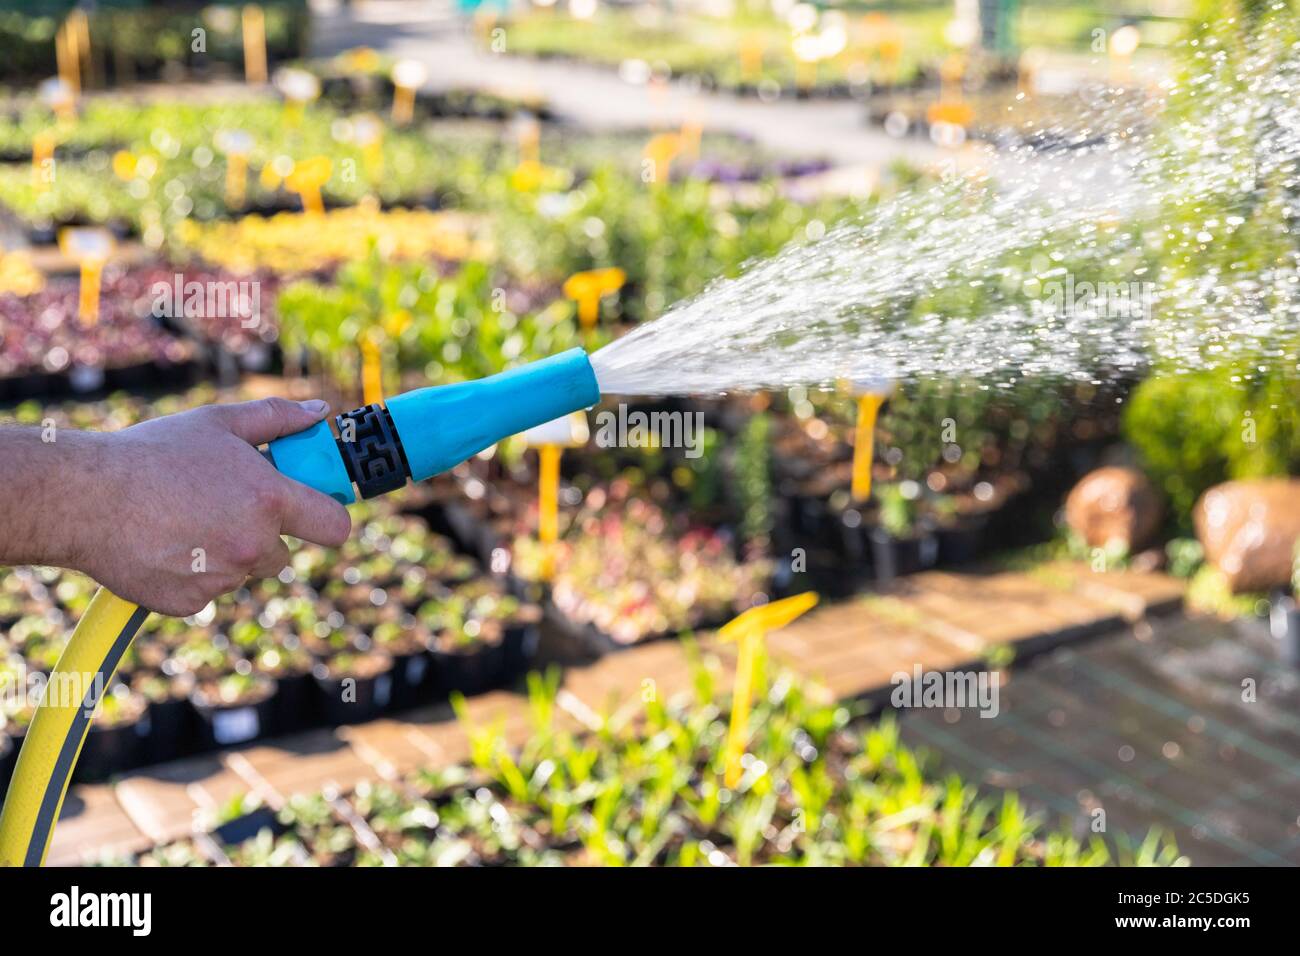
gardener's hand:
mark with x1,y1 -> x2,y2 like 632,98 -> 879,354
2,398 -> 351,617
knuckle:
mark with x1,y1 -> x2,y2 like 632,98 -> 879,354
250,481 -> 283,517
228,539 -> 263,569
263,396 -> 298,421
250,398 -> 279,427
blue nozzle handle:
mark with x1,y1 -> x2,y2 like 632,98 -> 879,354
264,418 -> 357,504
263,348 -> 600,503
386,347 -> 599,482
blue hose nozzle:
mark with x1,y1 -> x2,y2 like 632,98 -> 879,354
265,348 -> 599,504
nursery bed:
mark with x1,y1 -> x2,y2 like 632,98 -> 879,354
41,560 -> 1186,863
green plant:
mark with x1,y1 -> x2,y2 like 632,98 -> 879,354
276,253 -> 581,389
734,413 -> 773,545
1124,367 -> 1300,525
1185,565 -> 1267,620
1165,537 -> 1205,581
876,482 -> 921,538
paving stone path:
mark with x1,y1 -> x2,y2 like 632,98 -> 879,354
903,613 -> 1300,865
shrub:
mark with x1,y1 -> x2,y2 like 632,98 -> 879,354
1123,366 -> 1300,525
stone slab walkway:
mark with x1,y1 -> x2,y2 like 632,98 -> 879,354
902,614 -> 1300,865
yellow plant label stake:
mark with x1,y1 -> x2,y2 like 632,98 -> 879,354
521,414 -> 589,582
55,22 -> 80,95
518,117 -> 540,167
740,35 -> 764,83
341,47 -> 379,74
215,130 -> 253,210
59,227 -> 113,327
69,10 -> 92,89
563,267 -> 626,346
226,153 -> 248,208
391,60 -> 427,126
719,592 -> 819,788
285,156 -> 333,215
510,118 -> 543,191
680,116 -> 703,161
274,68 -> 320,126
361,329 -> 385,406
926,54 -> 973,129
851,392 -> 885,501
644,132 -> 680,186
243,5 -> 268,85
353,115 -> 384,184
32,131 -> 56,191
538,444 -> 561,578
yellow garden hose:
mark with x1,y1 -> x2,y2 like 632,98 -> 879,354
0,588 -> 147,867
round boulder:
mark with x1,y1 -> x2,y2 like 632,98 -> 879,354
1064,466 -> 1163,552
1194,478 -> 1300,593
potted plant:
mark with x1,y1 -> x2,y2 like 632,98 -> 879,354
371,617 -> 435,709
311,633 -> 395,724
75,683 -> 148,782
248,632 -> 318,733
135,838 -> 218,867
0,681 -> 34,765
0,725 -> 13,794
927,490 -> 986,567
457,581 -> 543,675
417,578 -> 532,691
348,779 -> 440,859
166,632 -> 239,682
278,792 -> 361,867
222,829 -> 310,867
425,616 -> 508,698
520,497 -> 770,652
190,672 -> 279,749
869,481 -> 939,584
132,669 -> 196,765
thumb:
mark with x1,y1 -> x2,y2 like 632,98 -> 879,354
219,397 -> 331,446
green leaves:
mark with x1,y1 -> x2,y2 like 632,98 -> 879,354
1124,366 -> 1300,524
437,656 -> 1180,866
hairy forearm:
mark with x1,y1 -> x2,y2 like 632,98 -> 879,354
0,400 -> 348,616
0,426 -> 112,573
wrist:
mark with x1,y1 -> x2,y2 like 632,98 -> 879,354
0,426 -> 115,574
52,430 -> 117,574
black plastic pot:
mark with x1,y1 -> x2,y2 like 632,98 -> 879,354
313,658 -> 395,725
870,527 -> 940,584
502,622 -> 541,675
429,641 -> 507,697
784,491 -> 830,541
272,670 -> 317,734
191,683 -> 279,750
834,507 -> 873,564
0,733 -> 14,796
936,514 -> 989,567
140,696 -> 194,765
441,501 -> 486,556
74,718 -> 146,783
213,806 -> 284,846
1269,594 -> 1300,667
386,649 -> 434,711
